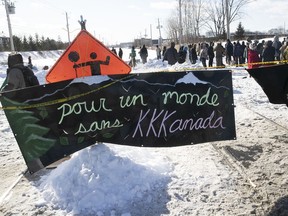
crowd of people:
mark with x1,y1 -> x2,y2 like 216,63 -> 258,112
126,35 -> 288,69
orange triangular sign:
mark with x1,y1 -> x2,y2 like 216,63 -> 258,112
46,30 -> 131,83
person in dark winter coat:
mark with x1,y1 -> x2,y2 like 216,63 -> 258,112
233,41 -> 243,66
156,45 -> 161,60
200,43 -> 208,68
3,53 -> 39,91
262,40 -> 276,63
111,47 -> 117,55
214,42 -> 225,67
190,44 -> 198,64
163,42 -> 178,65
240,41 -> 246,64
118,48 -> 123,59
129,46 -> 137,67
178,46 -> 187,64
225,39 -> 233,65
272,35 -> 282,61
28,56 -> 33,69
162,46 -> 167,57
247,43 -> 261,69
207,42 -> 215,67
139,45 -> 148,64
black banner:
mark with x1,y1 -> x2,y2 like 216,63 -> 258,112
247,64 -> 288,105
0,71 -> 236,173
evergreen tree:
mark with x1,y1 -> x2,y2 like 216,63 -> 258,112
1,33 -> 70,51
22,36 -> 30,51
35,33 -> 41,51
13,35 -> 23,51
28,35 -> 36,51
235,22 -> 245,40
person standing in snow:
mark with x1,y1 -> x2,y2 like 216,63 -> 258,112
247,43 -> 261,69
240,41 -> 246,64
279,41 -> 288,61
156,45 -> 161,60
111,47 -> 117,55
163,42 -> 178,65
283,45 -> 288,60
28,56 -> 33,69
178,46 -> 187,64
190,44 -> 198,64
225,39 -> 233,65
214,42 -> 225,67
272,35 -> 282,61
129,46 -> 136,67
2,53 -> 39,91
162,46 -> 167,58
233,41 -> 243,66
262,40 -> 276,63
207,42 -> 215,67
139,45 -> 148,64
243,42 -> 249,64
200,43 -> 208,68
118,47 -> 123,59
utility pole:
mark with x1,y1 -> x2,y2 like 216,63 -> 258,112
3,0 -> 15,51
225,0 -> 230,40
179,0 -> 183,44
150,24 -> 152,40
156,18 -> 162,47
65,12 -> 71,44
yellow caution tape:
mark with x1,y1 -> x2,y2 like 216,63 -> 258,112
0,74 -> 136,110
1,59 -> 287,111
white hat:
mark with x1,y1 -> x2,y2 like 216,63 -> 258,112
249,43 -> 257,51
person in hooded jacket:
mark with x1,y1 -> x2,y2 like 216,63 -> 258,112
178,46 -> 187,64
3,53 -> 26,91
163,42 -> 178,65
233,41 -> 243,66
3,53 -> 39,91
272,35 -> 282,61
118,47 -> 123,59
214,42 -> 225,67
262,40 -> 276,63
225,39 -> 233,65
190,43 -> 198,64
139,45 -> 148,64
247,43 -> 261,69
162,46 -> 167,57
129,46 -> 137,67
200,43 -> 208,68
207,42 -> 215,67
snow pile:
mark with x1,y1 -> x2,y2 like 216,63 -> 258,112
40,144 -> 172,215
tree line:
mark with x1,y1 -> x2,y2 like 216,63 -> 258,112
166,0 -> 253,44
0,33 -> 69,52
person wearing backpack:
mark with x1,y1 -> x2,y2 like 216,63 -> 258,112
2,53 -> 39,91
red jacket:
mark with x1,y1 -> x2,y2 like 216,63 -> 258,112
248,49 -> 261,69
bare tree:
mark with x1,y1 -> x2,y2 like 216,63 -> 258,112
204,0 -> 226,37
177,0 -> 207,43
166,0 -> 254,42
227,0 -> 255,24
166,13 -> 179,43
204,0 -> 254,39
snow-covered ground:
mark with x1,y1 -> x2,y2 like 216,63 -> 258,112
0,46 -> 288,216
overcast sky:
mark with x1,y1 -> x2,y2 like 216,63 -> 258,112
0,0 -> 287,45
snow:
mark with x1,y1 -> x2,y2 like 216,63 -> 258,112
1,42 -> 288,215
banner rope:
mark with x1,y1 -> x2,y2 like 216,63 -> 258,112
0,74 -> 136,110
168,59 -> 288,71
0,59 -> 287,111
